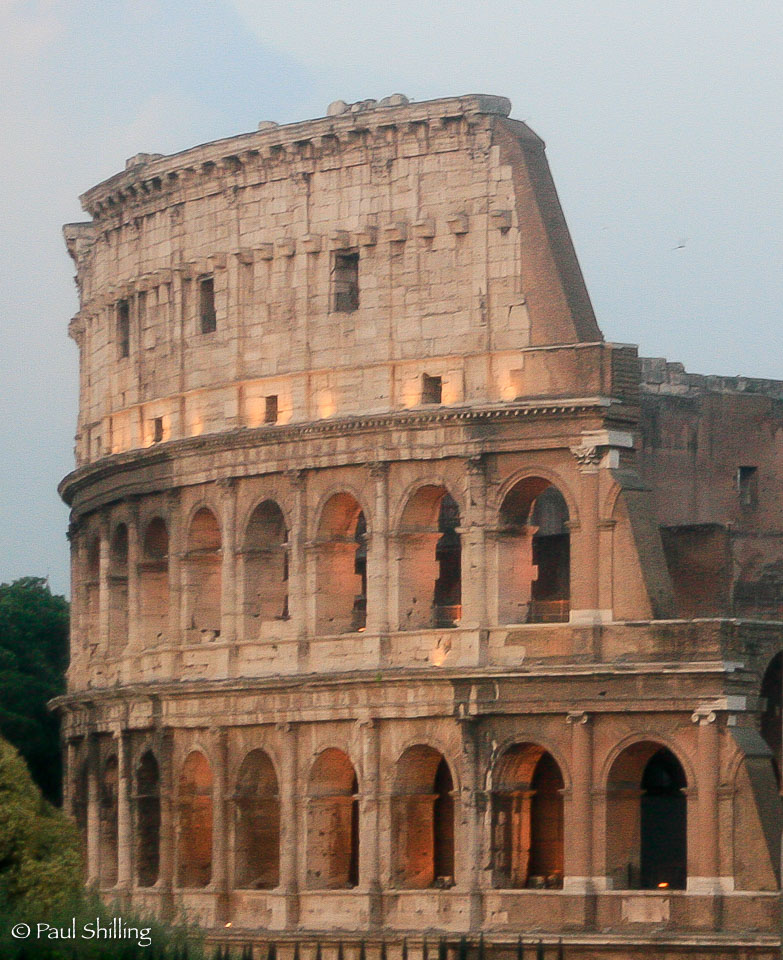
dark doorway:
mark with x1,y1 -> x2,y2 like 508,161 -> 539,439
640,748 -> 687,889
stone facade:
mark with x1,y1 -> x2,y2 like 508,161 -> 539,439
56,94 -> 782,958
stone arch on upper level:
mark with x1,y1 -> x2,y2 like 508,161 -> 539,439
314,493 -> 368,635
305,748 -> 359,890
234,749 -> 280,890
184,507 -> 222,641
242,500 -> 289,636
139,516 -> 169,648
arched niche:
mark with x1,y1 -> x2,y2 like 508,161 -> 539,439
606,742 -> 687,890
234,749 -> 280,889
135,751 -> 161,887
108,524 -> 129,652
243,501 -> 289,636
490,743 -> 564,888
85,536 -> 100,645
497,478 -> 570,624
184,508 -> 222,641
176,751 -> 213,888
306,748 -> 359,889
315,494 -> 367,635
99,755 -> 119,888
139,518 -> 169,647
398,486 -> 461,631
761,652 -> 782,783
392,745 -> 455,888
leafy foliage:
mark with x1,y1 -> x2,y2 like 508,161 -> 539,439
0,578 -> 69,803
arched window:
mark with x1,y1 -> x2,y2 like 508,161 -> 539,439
315,494 -> 367,634
761,652 -> 782,783
490,744 -> 564,888
73,760 -> 89,878
99,755 -> 119,888
497,479 -> 570,624
392,746 -> 456,888
234,750 -> 280,889
398,486 -> 461,630
306,748 -> 359,889
184,509 -> 222,641
139,518 -> 169,647
606,742 -> 687,890
108,524 -> 129,652
136,752 -> 160,887
243,502 -> 289,636
177,751 -> 213,888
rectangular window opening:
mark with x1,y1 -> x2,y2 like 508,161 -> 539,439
422,373 -> 443,405
153,417 -> 164,443
117,299 -> 130,359
332,251 -> 359,313
737,465 -> 758,507
265,395 -> 279,424
199,276 -> 216,334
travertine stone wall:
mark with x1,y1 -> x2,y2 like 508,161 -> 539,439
57,95 -> 782,955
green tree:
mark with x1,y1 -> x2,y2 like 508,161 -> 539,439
0,578 -> 69,803
0,737 -> 81,914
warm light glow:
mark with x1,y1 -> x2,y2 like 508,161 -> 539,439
657,882 -> 669,888
318,391 -> 336,418
441,379 -> 458,405
501,380 -> 517,401
429,636 -> 452,667
224,921 -> 232,928
190,416 -> 203,437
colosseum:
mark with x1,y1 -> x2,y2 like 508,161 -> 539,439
56,94 -> 782,958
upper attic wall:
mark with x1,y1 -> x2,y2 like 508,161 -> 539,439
64,95 -> 613,465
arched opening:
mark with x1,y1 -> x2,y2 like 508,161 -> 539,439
491,744 -> 564,888
497,479 -> 570,624
243,501 -> 289,636
177,751 -> 213,888
135,751 -> 160,887
234,750 -> 280,889
761,652 -> 782,784
99,755 -> 119,888
73,760 -> 89,878
398,486 -> 461,630
139,518 -> 169,647
315,494 -> 367,634
392,745 -> 456,888
108,524 -> 129,652
306,748 -> 359,889
184,508 -> 222,641
606,742 -> 687,890
85,536 -> 100,646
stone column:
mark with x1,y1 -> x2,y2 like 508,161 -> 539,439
126,502 -> 141,654
458,714 -> 483,929
461,456 -> 488,634
277,722 -> 299,927
564,711 -> 594,897
116,730 -> 133,891
63,738 -> 79,820
218,479 -> 238,644
98,515 -> 111,653
158,729 -> 176,917
568,442 -> 603,624
86,733 -> 101,886
691,709 -> 721,892
166,490 -> 186,643
211,727 -> 230,920
366,463 -> 390,636
358,718 -> 382,925
286,470 -> 309,664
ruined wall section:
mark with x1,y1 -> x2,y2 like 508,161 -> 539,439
65,95 -> 605,468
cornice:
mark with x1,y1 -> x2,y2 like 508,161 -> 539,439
59,396 -> 621,506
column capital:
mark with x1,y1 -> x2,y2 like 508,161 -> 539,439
691,709 -> 718,725
566,710 -> 590,725
216,476 -> 237,495
366,460 -> 390,480
284,468 -> 307,489
569,441 -> 602,473
465,454 -> 487,477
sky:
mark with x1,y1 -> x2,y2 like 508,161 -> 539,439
1,0 -> 782,597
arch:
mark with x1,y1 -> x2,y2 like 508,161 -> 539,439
139,518 -> 169,647
243,501 -> 289,634
392,745 -> 456,888
605,741 -> 687,890
306,748 -> 359,889
73,759 -> 89,878
490,743 -> 564,888
108,523 -> 129,652
397,485 -> 462,630
234,749 -> 280,889
760,651 -> 782,783
497,477 -> 570,624
99,754 -> 119,888
315,493 -> 367,634
135,751 -> 160,887
184,507 -> 222,641
176,750 -> 213,888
